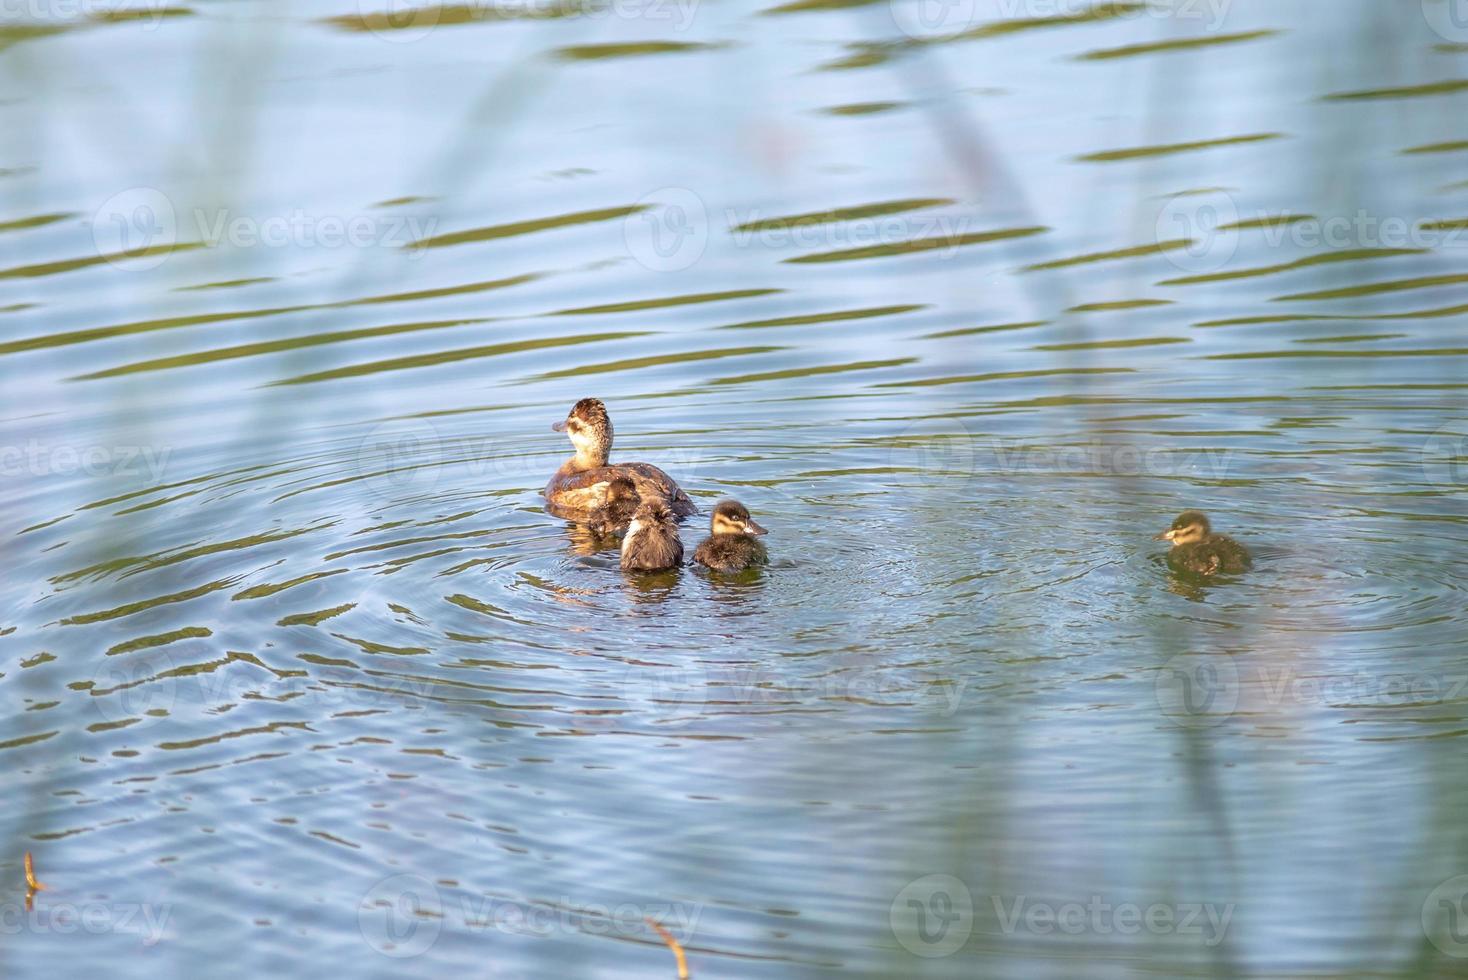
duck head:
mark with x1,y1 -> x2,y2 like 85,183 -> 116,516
710,499 -> 767,536
1156,510 -> 1210,547
553,398 -> 613,467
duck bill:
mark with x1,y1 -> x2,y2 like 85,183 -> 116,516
551,419 -> 568,433
1154,529 -> 1176,542
745,519 -> 768,536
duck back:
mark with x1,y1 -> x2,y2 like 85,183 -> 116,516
545,462 -> 695,527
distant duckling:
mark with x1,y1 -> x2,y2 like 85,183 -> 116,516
621,498 -> 684,572
1156,510 -> 1251,577
693,499 -> 768,573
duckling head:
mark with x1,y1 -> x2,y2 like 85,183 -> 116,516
1156,510 -> 1210,547
553,398 -> 613,467
710,499 -> 767,536
631,497 -> 675,526
603,475 -> 634,502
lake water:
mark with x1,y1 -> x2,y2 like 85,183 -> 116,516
4,1 -> 1468,976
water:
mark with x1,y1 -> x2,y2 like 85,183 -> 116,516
4,1 -> 1468,976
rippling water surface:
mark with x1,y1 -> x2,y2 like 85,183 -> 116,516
4,1 -> 1468,976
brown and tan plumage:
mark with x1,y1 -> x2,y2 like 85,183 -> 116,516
1156,510 -> 1251,577
588,477 -> 639,537
543,398 -> 695,529
621,498 -> 684,572
692,499 -> 768,573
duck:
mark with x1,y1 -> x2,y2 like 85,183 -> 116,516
1156,510 -> 1251,577
692,499 -> 768,572
621,498 -> 684,571
544,398 -> 696,528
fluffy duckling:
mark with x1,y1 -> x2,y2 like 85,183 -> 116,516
1156,510 -> 1251,577
693,499 -> 768,573
621,498 -> 684,572
544,398 -> 695,528
588,477 -> 639,537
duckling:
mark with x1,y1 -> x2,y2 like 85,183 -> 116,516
692,499 -> 768,572
544,398 -> 696,529
1156,510 -> 1251,577
588,477 -> 639,537
621,498 -> 684,572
